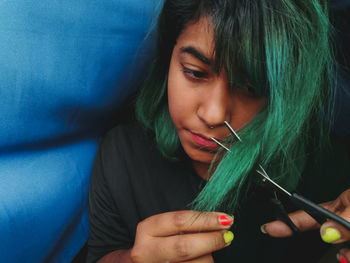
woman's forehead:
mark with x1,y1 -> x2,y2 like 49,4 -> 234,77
175,16 -> 247,83
176,17 -> 215,60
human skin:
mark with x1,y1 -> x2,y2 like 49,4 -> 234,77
262,189 -> 350,263
98,17 -> 264,263
167,17 -> 265,179
98,211 -> 234,263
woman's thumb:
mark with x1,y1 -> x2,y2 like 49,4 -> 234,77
320,207 -> 350,244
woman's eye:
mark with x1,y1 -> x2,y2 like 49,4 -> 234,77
243,79 -> 258,95
182,67 -> 208,80
246,83 -> 255,94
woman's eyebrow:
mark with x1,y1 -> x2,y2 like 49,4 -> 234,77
179,46 -> 213,66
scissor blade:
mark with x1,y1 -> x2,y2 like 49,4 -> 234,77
256,169 -> 292,197
210,137 -> 231,152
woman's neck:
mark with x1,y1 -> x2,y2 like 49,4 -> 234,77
192,161 -> 211,181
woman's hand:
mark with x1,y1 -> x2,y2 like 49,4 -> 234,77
261,189 -> 350,262
130,210 -> 234,263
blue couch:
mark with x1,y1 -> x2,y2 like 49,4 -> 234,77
0,0 -> 161,262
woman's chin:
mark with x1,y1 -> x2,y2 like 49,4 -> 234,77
186,149 -> 216,164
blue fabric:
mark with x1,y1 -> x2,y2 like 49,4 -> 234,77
0,0 -> 161,262
0,141 -> 94,262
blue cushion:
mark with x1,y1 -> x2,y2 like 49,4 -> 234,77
0,0 -> 161,261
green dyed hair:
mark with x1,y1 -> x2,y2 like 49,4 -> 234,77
136,0 -> 336,212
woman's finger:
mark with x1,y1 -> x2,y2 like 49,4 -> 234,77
320,205 -> 350,244
337,248 -> 350,263
138,210 -> 233,237
262,189 -> 350,239
134,230 -> 233,263
156,230 -> 233,262
179,253 -> 214,263
261,208 -> 321,237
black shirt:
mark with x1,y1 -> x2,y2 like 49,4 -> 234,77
87,122 -> 350,262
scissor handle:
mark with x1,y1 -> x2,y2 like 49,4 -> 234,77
290,193 -> 350,231
270,198 -> 300,233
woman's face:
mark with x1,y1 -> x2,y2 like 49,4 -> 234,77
167,17 -> 265,175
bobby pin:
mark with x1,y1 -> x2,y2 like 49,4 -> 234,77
209,122 -> 302,233
210,122 -> 267,177
223,121 -> 241,142
210,137 -> 231,152
210,122 -> 350,232
209,121 -> 240,153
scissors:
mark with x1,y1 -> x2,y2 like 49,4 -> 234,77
211,121 -> 350,232
256,165 -> 350,231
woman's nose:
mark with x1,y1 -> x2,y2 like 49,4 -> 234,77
197,79 -> 230,128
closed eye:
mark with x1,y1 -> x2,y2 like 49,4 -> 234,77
246,83 -> 255,94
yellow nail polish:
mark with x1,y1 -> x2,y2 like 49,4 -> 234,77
321,228 -> 341,243
224,231 -> 234,244
260,224 -> 267,234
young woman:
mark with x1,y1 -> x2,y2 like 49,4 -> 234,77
87,0 -> 350,262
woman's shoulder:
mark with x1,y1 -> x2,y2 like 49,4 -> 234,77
97,121 -> 185,181
94,121 -> 165,193
94,121 -> 200,215
102,121 -> 151,142
99,121 -> 155,157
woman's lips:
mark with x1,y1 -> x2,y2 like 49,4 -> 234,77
191,132 -> 220,149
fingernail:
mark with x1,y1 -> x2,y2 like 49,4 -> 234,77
337,253 -> 348,263
223,231 -> 234,244
219,215 -> 234,226
260,224 -> 267,234
321,227 -> 341,243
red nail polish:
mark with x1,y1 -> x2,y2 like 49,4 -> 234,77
339,254 -> 348,263
219,215 -> 233,226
